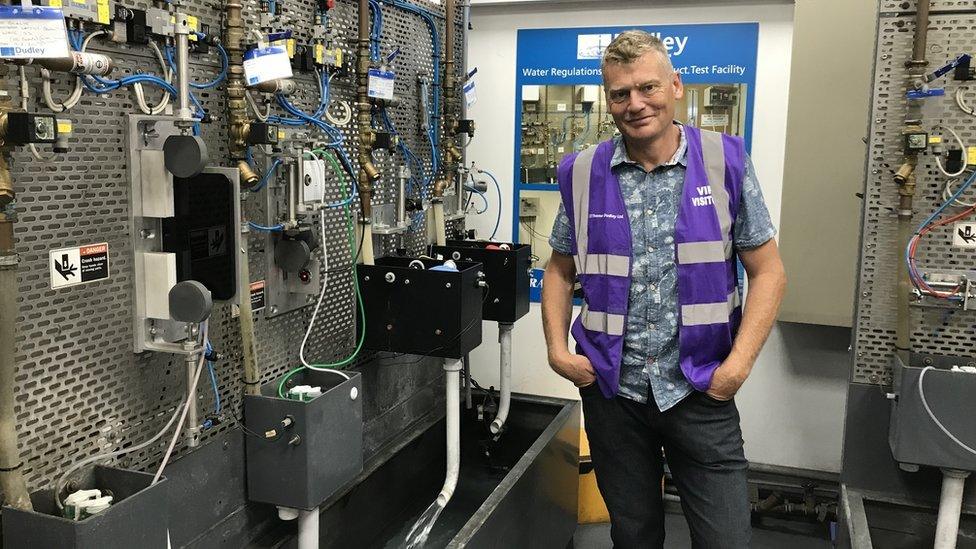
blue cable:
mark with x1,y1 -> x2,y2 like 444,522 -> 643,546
164,42 -> 229,89
905,168 -> 976,290
368,0 -> 383,62
250,158 -> 283,192
248,221 -> 285,231
204,340 -> 220,415
480,169 -> 503,239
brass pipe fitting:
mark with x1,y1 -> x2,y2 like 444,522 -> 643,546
237,161 -> 260,188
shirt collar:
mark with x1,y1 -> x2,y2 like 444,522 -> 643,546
610,122 -> 687,170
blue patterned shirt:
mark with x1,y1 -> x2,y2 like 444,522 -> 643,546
549,125 -> 776,411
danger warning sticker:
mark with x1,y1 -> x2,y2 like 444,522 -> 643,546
250,280 -> 266,312
50,242 -> 110,289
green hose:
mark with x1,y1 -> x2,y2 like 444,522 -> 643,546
277,148 -> 366,399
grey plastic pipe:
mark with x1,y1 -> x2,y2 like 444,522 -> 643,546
935,469 -> 969,549
437,358 -> 463,506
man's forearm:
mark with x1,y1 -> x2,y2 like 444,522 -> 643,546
541,265 -> 574,361
727,270 -> 786,371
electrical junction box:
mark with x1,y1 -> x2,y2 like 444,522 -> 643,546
519,197 -> 539,220
703,86 -> 738,107
576,85 -> 599,106
522,85 -> 540,102
244,370 -> 363,510
431,240 -> 532,323
43,0 -> 112,25
302,159 -> 326,204
889,353 -> 976,472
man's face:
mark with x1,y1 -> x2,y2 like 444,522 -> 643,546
602,51 -> 683,144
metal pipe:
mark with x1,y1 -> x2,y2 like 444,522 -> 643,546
297,508 -> 320,549
397,169 -> 407,227
288,161 -> 298,228
29,52 -> 114,76
224,0 -> 262,394
0,205 -> 32,511
175,13 -> 192,122
433,200 -> 447,246
442,0 -> 463,174
356,0 -> 379,223
489,322 -> 513,434
184,351 -> 201,447
911,0 -> 930,67
935,469 -> 969,549
896,192 -> 914,365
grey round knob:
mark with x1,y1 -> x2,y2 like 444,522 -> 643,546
274,239 -> 311,272
169,280 -> 213,323
163,135 -> 209,178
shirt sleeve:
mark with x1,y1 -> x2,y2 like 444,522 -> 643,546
548,202 -> 575,255
733,154 -> 777,251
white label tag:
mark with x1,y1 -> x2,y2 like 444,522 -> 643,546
0,6 -> 69,59
367,68 -> 395,100
700,113 -> 730,127
243,46 -> 293,86
953,222 -> 976,248
464,81 -> 477,108
50,242 -> 110,289
556,103 -> 567,112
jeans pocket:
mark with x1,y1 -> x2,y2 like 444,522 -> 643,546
578,382 -> 600,399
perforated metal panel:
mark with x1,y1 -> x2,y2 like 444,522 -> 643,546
5,0 -> 466,496
853,2 -> 976,385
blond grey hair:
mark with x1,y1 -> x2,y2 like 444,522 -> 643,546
601,30 -> 674,72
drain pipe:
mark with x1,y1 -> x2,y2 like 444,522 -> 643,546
895,0 -> 931,365
356,0 -> 380,264
935,469 -> 969,549
438,357 -> 462,506
183,348 -> 202,447
0,81 -> 33,511
432,179 -> 448,246
224,0 -> 262,394
297,508 -> 319,549
489,322 -> 513,434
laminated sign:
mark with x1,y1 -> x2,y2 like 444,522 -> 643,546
0,5 -> 69,59
243,45 -> 293,86
367,68 -> 395,100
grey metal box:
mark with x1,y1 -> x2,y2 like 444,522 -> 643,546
244,370 -> 363,510
2,466 -> 169,549
889,353 -> 976,471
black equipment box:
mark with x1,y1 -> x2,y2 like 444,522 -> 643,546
357,257 -> 485,358
431,240 -> 531,324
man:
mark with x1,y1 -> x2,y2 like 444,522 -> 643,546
542,30 -> 786,548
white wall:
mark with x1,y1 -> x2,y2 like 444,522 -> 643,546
464,2 -> 851,474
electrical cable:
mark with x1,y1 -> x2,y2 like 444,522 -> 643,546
956,85 -> 975,116
250,157 -> 282,192
54,322 -> 208,507
152,322 -> 209,485
934,124 -> 969,178
278,149 -> 366,398
478,169 -> 502,239
248,221 -> 284,231
918,367 -> 976,456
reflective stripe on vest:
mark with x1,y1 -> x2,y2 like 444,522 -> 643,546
681,291 -> 741,326
581,303 -> 626,336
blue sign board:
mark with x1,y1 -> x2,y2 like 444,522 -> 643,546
514,24 -> 759,302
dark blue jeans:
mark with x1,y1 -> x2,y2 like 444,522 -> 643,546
580,385 -> 751,549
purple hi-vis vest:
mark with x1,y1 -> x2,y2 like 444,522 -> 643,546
556,126 -> 745,399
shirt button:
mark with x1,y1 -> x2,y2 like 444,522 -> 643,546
667,383 -> 676,390
646,208 -> 653,215
649,284 -> 656,291
648,247 -> 654,252
649,323 -> 656,330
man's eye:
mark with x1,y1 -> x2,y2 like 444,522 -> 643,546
610,91 -> 628,102
640,84 -> 657,95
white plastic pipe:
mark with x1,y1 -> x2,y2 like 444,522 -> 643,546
437,358 -> 463,506
433,201 -> 447,246
935,469 -> 970,549
298,508 -> 319,549
490,323 -> 514,434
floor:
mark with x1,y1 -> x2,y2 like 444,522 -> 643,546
573,513 -> 834,548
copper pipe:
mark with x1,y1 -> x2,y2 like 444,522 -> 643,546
224,0 -> 248,160
443,0 -> 458,173
356,0 -> 379,220
910,0 -> 930,67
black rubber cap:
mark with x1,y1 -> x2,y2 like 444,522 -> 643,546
168,280 -> 213,323
163,134 -> 209,178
